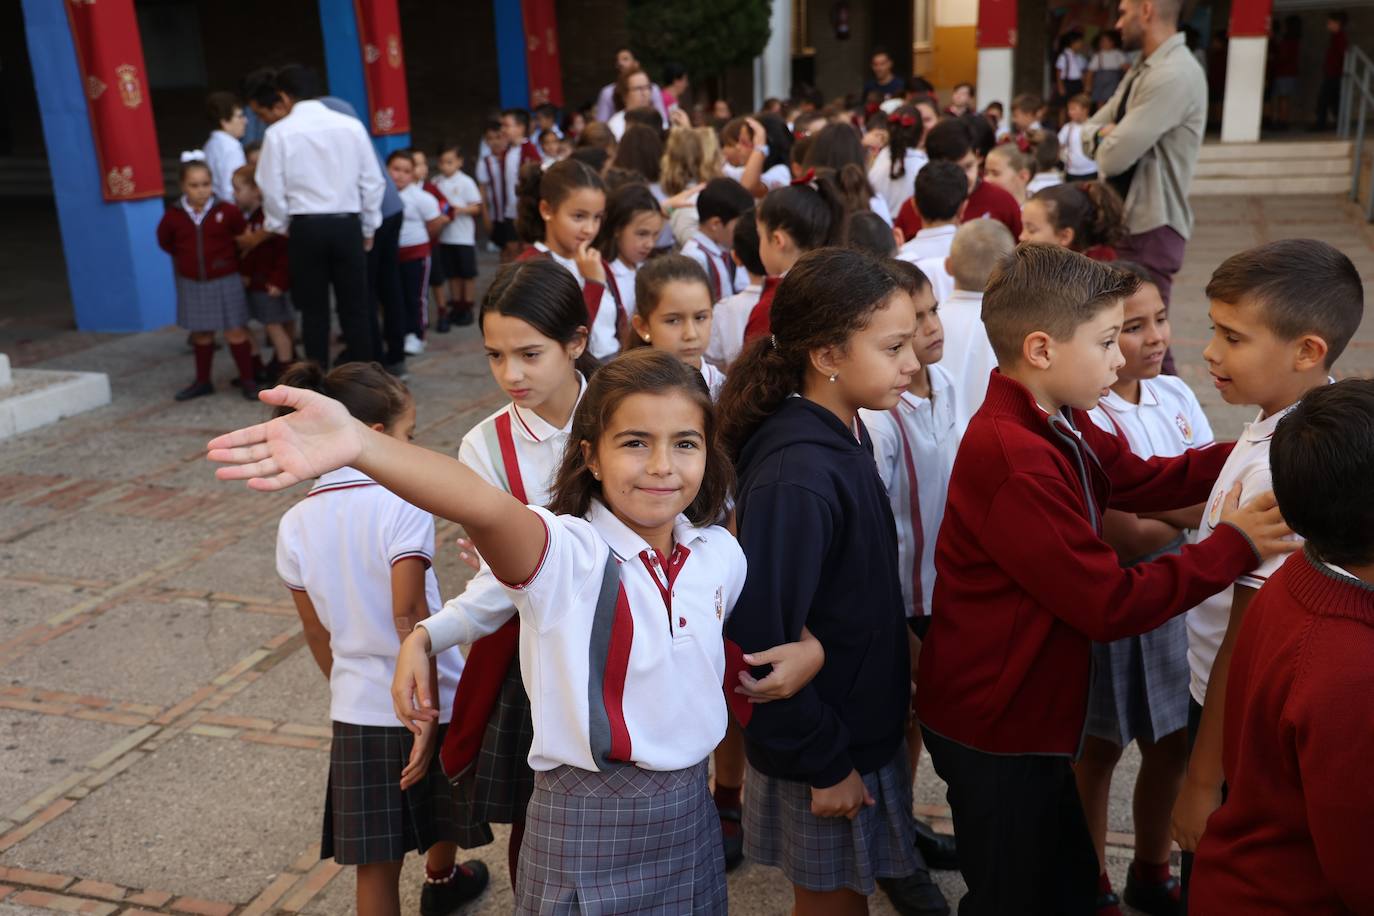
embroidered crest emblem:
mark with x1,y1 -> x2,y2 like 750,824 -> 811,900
715,587 -> 723,620
364,43 -> 381,64
1175,413 -> 1194,445
1207,489 -> 1225,527
106,166 -> 135,197
374,108 -> 395,132
387,34 -> 402,68
115,64 -> 141,108
86,75 -> 107,100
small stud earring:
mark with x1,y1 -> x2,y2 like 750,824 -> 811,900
642,334 -> 651,343
828,373 -> 838,383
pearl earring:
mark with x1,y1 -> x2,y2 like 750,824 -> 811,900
642,334 -> 651,343
829,373 -> 838,383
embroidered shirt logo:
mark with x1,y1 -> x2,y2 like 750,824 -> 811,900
1207,489 -> 1226,528
1175,413 -> 1194,445
714,587 -> 724,621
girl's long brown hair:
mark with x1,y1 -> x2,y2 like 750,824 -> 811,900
547,349 -> 732,525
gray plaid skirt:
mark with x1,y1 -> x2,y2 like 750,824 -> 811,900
246,289 -> 296,325
515,759 -> 726,915
321,721 -> 461,865
1085,535 -> 1191,746
449,656 -> 536,841
744,746 -> 919,894
176,273 -> 249,332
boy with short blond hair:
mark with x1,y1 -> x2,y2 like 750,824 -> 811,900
917,244 -> 1295,916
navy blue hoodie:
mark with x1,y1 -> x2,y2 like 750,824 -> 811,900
727,397 -> 910,789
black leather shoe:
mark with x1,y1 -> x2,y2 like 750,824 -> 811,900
419,860 -> 489,915
174,381 -> 213,401
912,816 -> 958,870
719,807 -> 744,871
452,307 -> 475,326
435,309 -> 452,334
878,869 -> 950,916
1123,867 -> 1181,916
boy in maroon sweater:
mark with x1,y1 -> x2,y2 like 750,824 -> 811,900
1191,379 -> 1374,915
915,244 -> 1294,915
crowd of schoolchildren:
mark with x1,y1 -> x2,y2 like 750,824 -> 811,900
190,48 -> 1372,916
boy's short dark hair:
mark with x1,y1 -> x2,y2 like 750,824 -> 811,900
846,211 -> 898,258
1012,92 -> 1044,114
925,120 -> 973,163
983,244 -> 1138,363
206,91 -> 240,128
732,207 -> 765,276
483,119 -> 503,137
915,160 -> 969,222
1205,239 -> 1364,367
1113,260 -> 1157,289
1271,378 -> 1374,566
502,108 -> 531,129
697,177 -> 754,226
961,112 -> 997,158
906,75 -> 935,95
534,103 -> 558,121
275,64 -> 322,102
439,142 -> 464,159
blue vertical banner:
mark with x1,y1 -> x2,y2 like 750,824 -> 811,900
318,0 -> 410,156
493,0 -> 531,110
21,0 -> 175,331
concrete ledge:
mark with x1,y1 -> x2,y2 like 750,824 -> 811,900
1198,140 -> 1352,161
0,355 -> 111,440
1190,175 -> 1349,195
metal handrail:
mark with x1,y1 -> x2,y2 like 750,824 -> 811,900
1338,45 -> 1374,220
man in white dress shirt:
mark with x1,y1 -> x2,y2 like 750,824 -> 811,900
251,65 -> 384,370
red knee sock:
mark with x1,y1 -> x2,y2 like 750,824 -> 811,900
508,819 -> 526,890
228,341 -> 256,388
193,342 -> 214,385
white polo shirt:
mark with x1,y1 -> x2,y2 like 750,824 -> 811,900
276,468 -> 462,726
897,224 -> 957,267
681,233 -> 745,303
706,280 -> 762,370
1088,375 -> 1214,461
916,255 -> 955,306
868,147 -> 928,217
504,501 -> 747,772
935,289 -> 997,435
699,360 -> 727,402
419,378 -> 586,655
862,363 -> 960,616
397,183 -> 440,249
1186,401 -> 1306,705
606,257 -> 638,322
435,170 -> 482,246
531,242 -> 621,360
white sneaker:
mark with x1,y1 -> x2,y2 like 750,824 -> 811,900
403,333 -> 425,355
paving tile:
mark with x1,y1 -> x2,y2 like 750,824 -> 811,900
0,582 -> 89,636
215,647 -> 330,727
0,733 -> 319,905
0,595 -> 285,708
0,515 -> 210,588
0,710 -> 127,821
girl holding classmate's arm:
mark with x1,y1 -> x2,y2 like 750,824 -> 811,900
717,248 -> 944,916
1019,180 -> 1126,263
272,362 -> 488,916
513,159 -> 621,359
594,182 -> 665,328
743,170 -> 849,346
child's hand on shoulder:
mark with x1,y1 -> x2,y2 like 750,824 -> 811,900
1218,484 -> 1296,561
399,717 -> 437,790
735,626 -> 825,703
810,769 -> 874,819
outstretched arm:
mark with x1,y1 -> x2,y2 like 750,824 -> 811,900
208,386 -> 547,585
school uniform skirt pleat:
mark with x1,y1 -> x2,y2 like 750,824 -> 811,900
450,656 -> 536,834
176,273 -> 250,332
321,722 -> 461,865
1085,535 -> 1191,746
246,289 -> 296,326
515,759 -> 726,915
744,746 -> 919,894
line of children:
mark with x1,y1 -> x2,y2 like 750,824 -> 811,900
1173,239 -> 1364,903
272,360 -> 489,916
386,150 -> 449,357
1077,261 -> 1214,915
410,150 -> 453,333
231,166 -> 296,383
1021,181 -> 1126,262
158,156 -> 258,402
432,144 -> 484,329
917,244 -> 1296,916
512,158 -> 621,359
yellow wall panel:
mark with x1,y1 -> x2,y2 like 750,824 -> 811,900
927,24 -> 978,93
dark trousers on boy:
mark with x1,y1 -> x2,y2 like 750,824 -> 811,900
924,727 -> 1100,915
366,210 -> 405,366
287,214 -> 371,369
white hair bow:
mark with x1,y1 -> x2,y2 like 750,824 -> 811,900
180,150 -> 207,163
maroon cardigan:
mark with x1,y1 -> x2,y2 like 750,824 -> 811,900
1192,550 -> 1374,915
156,199 -> 245,281
239,208 -> 290,292
916,371 -> 1259,755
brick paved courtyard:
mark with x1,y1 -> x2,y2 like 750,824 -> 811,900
1,195 -> 1372,915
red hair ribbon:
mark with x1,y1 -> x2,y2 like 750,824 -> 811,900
888,113 -> 916,128
791,168 -> 817,188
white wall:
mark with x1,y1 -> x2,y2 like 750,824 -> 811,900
1220,36 -> 1267,143
936,0 -> 978,28
977,47 -> 1013,113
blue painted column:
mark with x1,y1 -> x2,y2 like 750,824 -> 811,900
21,0 -> 175,332
492,0 -> 530,109
318,0 -> 411,157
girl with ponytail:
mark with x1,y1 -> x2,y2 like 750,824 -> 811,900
513,158 -> 622,358
717,247 -> 936,914
867,105 -> 928,216
804,122 -> 895,225
1020,181 -> 1127,262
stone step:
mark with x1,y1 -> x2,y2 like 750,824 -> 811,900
1190,174 -> 1350,195
1194,157 -> 1351,178
1198,140 -> 1352,161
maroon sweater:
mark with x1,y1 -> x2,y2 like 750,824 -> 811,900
156,199 -> 246,281
894,178 -> 1023,241
1192,550 -> 1374,915
916,371 -> 1259,754
239,208 -> 290,293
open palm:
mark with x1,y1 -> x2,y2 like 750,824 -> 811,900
206,387 -> 366,490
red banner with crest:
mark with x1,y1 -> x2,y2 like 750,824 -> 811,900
353,0 -> 411,135
64,0 -> 164,202
521,0 -> 564,108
